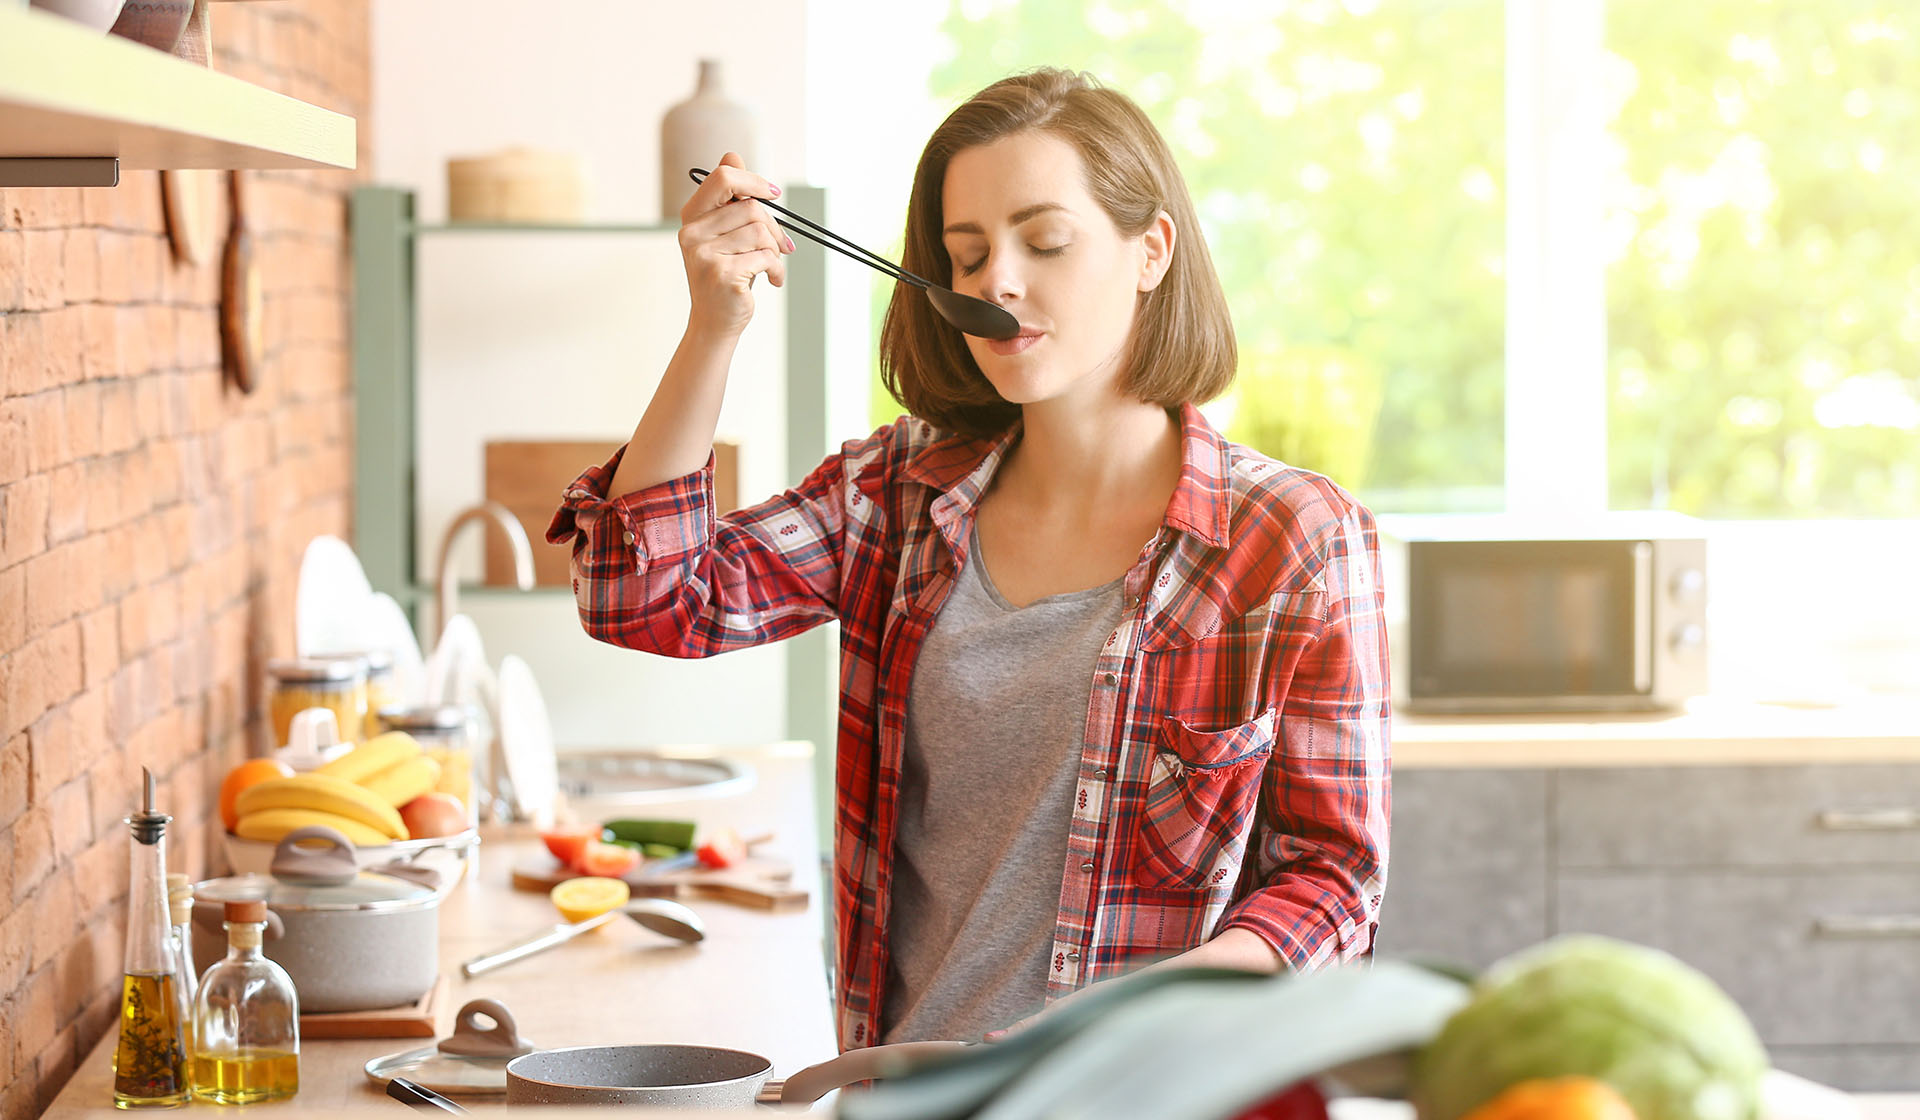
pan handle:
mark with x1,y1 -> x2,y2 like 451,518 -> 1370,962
385,1077 -> 469,1115
777,1041 -> 972,1105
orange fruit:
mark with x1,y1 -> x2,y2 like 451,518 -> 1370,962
219,758 -> 295,831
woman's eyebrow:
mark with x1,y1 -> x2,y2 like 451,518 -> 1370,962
942,202 -> 1069,236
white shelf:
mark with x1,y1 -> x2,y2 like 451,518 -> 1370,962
0,6 -> 354,174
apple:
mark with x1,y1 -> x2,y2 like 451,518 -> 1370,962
399,792 -> 468,839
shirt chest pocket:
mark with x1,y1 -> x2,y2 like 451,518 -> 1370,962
1130,708 -> 1275,891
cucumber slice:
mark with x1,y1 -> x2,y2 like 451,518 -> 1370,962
601,818 -> 698,850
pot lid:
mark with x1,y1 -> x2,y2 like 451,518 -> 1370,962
365,999 -> 534,1097
199,827 -> 438,911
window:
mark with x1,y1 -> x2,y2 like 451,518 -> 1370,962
1605,0 -> 1920,517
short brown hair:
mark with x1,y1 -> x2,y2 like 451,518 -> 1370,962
879,68 -> 1237,438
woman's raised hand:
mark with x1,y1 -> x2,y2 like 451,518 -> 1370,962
677,152 -> 795,340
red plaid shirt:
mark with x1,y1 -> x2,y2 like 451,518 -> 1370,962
549,403 -> 1391,1050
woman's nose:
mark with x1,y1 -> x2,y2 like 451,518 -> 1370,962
972,253 -> 1024,305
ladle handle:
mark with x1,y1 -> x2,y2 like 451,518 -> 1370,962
387,1077 -> 470,1115
687,167 -> 934,292
459,911 -> 619,978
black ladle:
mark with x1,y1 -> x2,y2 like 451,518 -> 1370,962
688,168 -> 1021,341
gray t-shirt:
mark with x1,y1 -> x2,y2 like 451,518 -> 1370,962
882,530 -> 1127,1043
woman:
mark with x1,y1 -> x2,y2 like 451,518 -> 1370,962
549,68 -> 1389,1050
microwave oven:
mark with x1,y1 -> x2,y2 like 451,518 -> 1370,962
1379,513 -> 1708,713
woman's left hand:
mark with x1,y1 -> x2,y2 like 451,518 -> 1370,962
982,928 -> 1284,1042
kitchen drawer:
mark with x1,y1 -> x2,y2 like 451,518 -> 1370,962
1767,1044 -> 1920,1093
1377,769 -> 1548,972
1557,868 -> 1920,1046
1555,765 -> 1920,870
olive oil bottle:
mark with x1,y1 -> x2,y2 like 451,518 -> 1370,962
112,770 -> 189,1109
192,898 -> 299,1104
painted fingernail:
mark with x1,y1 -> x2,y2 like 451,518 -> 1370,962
768,184 -> 782,198
784,235 -> 796,252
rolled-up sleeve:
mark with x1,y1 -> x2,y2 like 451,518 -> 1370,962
545,439 -> 858,658
1217,502 -> 1391,969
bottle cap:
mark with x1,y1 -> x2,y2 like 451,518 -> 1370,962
126,767 -> 171,845
224,899 -> 268,923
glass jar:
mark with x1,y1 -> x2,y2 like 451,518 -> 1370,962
265,657 -> 367,751
377,704 -> 480,824
313,650 -> 398,740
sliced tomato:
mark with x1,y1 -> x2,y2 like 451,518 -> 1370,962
573,839 -> 640,878
695,826 -> 746,870
540,828 -> 598,869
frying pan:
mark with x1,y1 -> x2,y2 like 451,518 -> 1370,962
503,1039 -> 966,1108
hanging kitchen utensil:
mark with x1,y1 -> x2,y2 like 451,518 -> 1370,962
687,167 -> 1021,341
365,999 -> 535,1098
160,169 -> 218,266
220,169 -> 262,393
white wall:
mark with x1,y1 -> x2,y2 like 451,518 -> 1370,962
372,0 -> 809,749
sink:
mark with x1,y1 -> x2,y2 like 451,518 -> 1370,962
554,750 -> 755,809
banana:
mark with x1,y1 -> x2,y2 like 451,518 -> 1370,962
234,807 -> 392,848
360,754 -> 442,809
429,748 -> 472,808
315,731 -> 423,784
234,773 -> 407,840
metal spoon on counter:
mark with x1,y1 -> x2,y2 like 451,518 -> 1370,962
460,898 -> 706,978
688,167 -> 1023,341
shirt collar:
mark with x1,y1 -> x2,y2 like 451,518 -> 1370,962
893,403 -> 1234,550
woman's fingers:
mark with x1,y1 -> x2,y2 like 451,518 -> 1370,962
676,153 -> 792,333
680,152 -> 782,224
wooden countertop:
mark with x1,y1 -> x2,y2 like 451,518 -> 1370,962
1394,695 -> 1920,769
40,742 -> 837,1119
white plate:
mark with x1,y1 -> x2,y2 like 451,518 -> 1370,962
296,535 -> 374,657
495,655 -> 556,826
364,591 -> 426,707
424,614 -> 487,708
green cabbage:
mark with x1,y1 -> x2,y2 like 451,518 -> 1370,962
1411,936 -> 1769,1120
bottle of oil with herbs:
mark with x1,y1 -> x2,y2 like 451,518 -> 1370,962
192,898 -> 300,1103
111,770 -> 189,1109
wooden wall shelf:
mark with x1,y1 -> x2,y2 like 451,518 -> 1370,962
0,6 -> 355,184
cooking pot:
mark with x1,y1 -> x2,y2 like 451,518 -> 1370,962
504,1040 -> 966,1108
193,826 -> 443,1013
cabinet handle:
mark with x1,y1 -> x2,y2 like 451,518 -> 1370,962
1814,808 -> 1920,831
1813,915 -> 1920,938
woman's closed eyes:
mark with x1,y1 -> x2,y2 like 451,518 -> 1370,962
954,242 -> 1071,276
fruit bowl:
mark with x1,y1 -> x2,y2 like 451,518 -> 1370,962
222,826 -> 479,877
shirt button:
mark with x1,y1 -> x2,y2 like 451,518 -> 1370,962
568,488 -> 589,500
1102,672 -> 1117,686
623,531 -> 635,546
1080,860 -> 1095,873
1093,768 -> 1108,779
1066,950 -> 1081,963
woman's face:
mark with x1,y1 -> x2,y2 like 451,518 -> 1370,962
940,131 -> 1170,411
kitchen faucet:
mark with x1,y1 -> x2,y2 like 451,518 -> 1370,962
434,502 -> 536,643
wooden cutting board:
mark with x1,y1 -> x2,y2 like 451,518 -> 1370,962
299,975 -> 446,1039
482,439 -> 741,587
509,852 -> 807,912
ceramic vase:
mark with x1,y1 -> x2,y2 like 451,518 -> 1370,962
660,58 -> 756,221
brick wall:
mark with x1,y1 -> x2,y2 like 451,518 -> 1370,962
0,4 -> 369,1116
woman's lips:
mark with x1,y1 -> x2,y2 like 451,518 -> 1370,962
985,330 -> 1043,357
